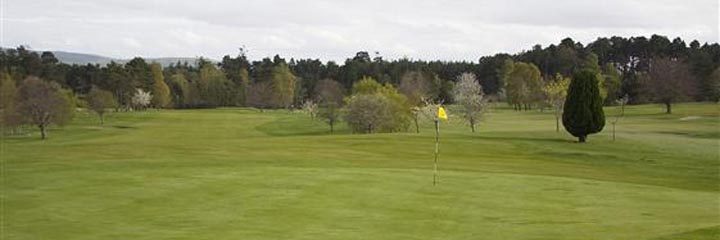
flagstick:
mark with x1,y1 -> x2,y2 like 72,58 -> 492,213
433,119 -> 439,186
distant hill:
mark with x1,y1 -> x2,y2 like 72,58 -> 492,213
25,50 -> 212,67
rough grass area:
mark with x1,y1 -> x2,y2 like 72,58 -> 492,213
2,103 -> 718,239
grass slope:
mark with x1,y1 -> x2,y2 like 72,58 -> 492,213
2,103 -> 718,239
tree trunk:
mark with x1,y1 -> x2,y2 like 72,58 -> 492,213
555,115 -> 560,132
578,135 -> 586,143
414,115 -> 420,133
329,120 -> 334,133
39,124 -> 47,140
470,118 -> 476,133
100,114 -> 104,125
665,102 -> 672,114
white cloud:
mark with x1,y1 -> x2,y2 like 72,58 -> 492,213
2,0 -> 717,62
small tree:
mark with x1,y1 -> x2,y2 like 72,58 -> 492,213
150,63 -> 171,108
270,63 -> 297,108
17,77 -> 73,139
343,94 -> 391,133
399,71 -> 432,133
610,94 -> 629,141
302,100 -> 318,120
562,70 -> 605,143
453,72 -> 487,133
131,88 -> 152,110
87,86 -> 117,125
542,74 -> 570,132
315,79 -> 345,132
644,57 -> 696,114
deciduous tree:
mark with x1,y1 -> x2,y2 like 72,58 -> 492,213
86,86 -> 117,125
542,74 -> 570,132
643,57 -> 697,114
150,63 -> 171,108
315,79 -> 345,132
270,63 -> 297,108
399,71 -> 432,133
131,88 -> 152,110
453,72 -> 487,132
17,77 -> 73,139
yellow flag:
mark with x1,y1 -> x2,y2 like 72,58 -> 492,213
437,106 -> 448,120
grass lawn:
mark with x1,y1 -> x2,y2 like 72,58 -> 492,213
2,103 -> 718,239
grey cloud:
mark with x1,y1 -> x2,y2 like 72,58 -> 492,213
3,0 -> 717,62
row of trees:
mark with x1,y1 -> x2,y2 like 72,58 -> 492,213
1,35 -> 718,139
2,35 -> 717,111
304,71 -> 487,135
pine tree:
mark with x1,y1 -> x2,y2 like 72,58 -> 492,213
562,70 -> 605,143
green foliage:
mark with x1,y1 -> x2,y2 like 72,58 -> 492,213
150,63 -> 171,108
0,71 -> 21,130
601,63 -> 622,104
562,70 -> 605,142
169,73 -> 191,107
270,63 -> 297,108
351,76 -> 383,95
199,63 -> 235,107
542,74 -> 570,132
16,77 -> 73,139
343,94 -> 392,133
503,61 -> 543,110
86,86 -> 117,124
344,77 -> 411,133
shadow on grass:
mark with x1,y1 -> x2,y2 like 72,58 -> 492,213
472,135 -> 575,143
655,131 -> 720,139
254,117 -> 351,137
112,125 -> 137,129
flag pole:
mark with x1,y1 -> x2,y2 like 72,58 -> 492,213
433,119 -> 439,186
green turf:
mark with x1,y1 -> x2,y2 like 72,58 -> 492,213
2,103 -> 718,239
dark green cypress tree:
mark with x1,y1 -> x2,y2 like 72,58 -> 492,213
562,70 -> 605,143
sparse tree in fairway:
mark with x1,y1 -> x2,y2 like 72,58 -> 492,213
562,70 -> 605,143
399,71 -> 433,133
302,99 -> 318,120
344,77 -> 411,133
315,79 -> 344,133
610,94 -> 629,141
453,72 -> 487,133
643,57 -> 697,114
87,86 -> 117,125
343,94 -> 391,133
17,77 -> 73,139
131,88 -> 152,110
542,74 -> 570,132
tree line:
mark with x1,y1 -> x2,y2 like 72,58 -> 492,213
1,34 -> 718,138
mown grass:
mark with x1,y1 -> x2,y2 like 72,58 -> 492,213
1,103 -> 718,239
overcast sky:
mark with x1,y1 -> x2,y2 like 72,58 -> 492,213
2,0 -> 718,62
